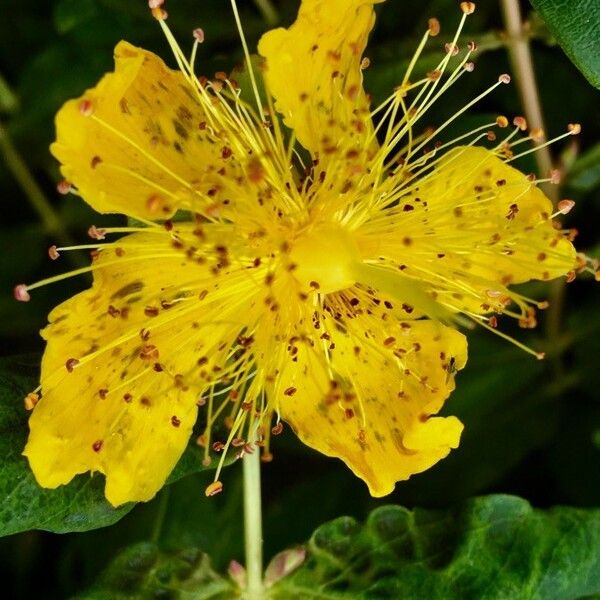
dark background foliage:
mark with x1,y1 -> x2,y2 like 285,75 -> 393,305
0,1 -> 598,598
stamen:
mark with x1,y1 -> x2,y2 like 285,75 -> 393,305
229,0 -> 263,113
557,199 -> 575,215
205,480 -> 224,496
193,28 -> 205,43
13,284 -> 30,302
56,180 -> 72,195
506,124 -> 581,163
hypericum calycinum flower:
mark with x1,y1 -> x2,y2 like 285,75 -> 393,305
16,0 -> 587,507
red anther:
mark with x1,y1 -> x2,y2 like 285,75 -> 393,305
261,452 -> 274,463
171,415 -> 181,427
467,40 -> 478,51
557,199 -> 575,215
139,344 -> 159,360
205,481 -> 223,497
529,127 -> 544,141
193,28 -> 205,43
24,393 -> 39,411
271,422 -> 284,435
57,180 -> 72,195
498,74 -> 511,84
566,271 -> 576,283
444,42 -> 459,56
146,194 -> 162,213
48,245 -> 60,260
513,116 -> 527,130
488,315 -> 498,328
66,358 -> 80,372
550,169 -> 561,185
88,225 -> 106,240
151,6 -> 167,20
496,115 -> 509,128
428,17 -> 440,36
92,440 -> 104,452
14,284 -> 30,302
79,100 -> 93,116
283,386 -> 297,396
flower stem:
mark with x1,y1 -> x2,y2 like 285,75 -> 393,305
500,0 -> 557,203
0,123 -> 62,234
243,444 -> 264,599
499,0 -> 565,364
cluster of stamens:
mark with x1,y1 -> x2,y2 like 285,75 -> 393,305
15,0 -> 595,498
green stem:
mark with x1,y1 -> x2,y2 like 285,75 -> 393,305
500,0 -> 557,203
499,0 -> 566,366
0,123 -> 62,234
243,443 -> 264,599
151,486 -> 171,544
0,122 -> 85,268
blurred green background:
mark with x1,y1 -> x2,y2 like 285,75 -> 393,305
0,0 -> 598,598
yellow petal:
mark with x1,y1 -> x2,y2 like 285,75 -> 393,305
52,41 -> 229,220
272,307 -> 467,497
258,0 -> 381,158
24,225 -> 263,506
358,146 -> 576,315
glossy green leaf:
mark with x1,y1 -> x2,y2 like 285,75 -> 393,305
530,0 -> 600,88
0,355 -> 220,537
566,142 -> 600,193
270,496 -> 600,599
74,543 -> 236,600
78,496 -> 600,599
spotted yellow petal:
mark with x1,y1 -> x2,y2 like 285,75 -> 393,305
270,302 -> 467,497
51,41 -> 234,221
24,225 -> 265,506
258,0 -> 382,158
357,146 -> 577,317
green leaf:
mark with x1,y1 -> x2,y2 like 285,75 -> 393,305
74,543 -> 236,600
530,0 -> 600,88
78,496 -> 600,599
566,142 -> 600,193
270,496 -> 600,599
0,355 -> 219,537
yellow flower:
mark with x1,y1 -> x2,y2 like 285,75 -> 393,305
18,0 -> 579,507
